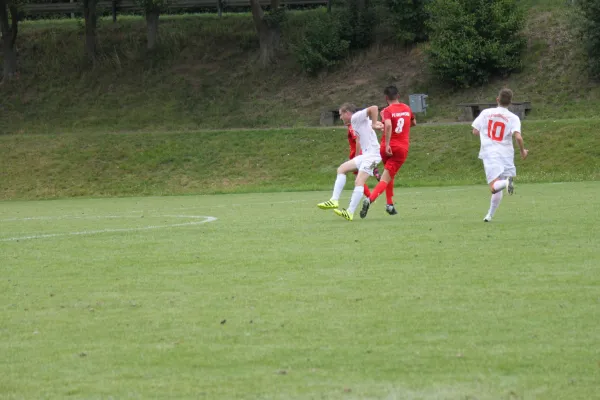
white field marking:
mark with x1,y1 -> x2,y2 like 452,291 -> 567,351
0,200 -> 307,222
155,199 -> 308,212
0,215 -> 217,242
0,215 -> 145,222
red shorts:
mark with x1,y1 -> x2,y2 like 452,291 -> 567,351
381,146 -> 408,178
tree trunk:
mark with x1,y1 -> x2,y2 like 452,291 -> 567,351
249,0 -> 281,67
83,0 -> 97,63
2,41 -> 17,79
146,10 -> 159,50
257,24 -> 279,67
0,0 -> 18,81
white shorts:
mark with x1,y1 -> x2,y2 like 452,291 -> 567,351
482,156 -> 516,184
353,153 -> 382,176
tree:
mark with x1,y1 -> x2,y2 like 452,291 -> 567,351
136,0 -> 170,50
83,0 -> 98,63
426,0 -> 525,88
385,0 -> 430,45
250,0 -> 285,66
338,0 -> 375,50
577,0 -> 600,78
0,0 -> 20,81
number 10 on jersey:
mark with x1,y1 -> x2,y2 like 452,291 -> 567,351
487,119 -> 506,142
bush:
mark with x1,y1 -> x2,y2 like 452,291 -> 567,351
385,0 -> 431,45
290,12 -> 350,74
337,0 -> 376,50
577,0 -> 600,79
426,0 -> 526,88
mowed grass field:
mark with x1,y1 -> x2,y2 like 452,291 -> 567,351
1,182 -> 599,399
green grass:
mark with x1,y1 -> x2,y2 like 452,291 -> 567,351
1,182 -> 599,399
1,121 -> 598,200
2,1 -> 600,132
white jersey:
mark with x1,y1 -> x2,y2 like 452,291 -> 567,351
472,107 -> 521,160
350,108 -> 380,156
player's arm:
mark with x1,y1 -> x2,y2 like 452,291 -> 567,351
382,109 -> 393,156
514,131 -> 528,159
355,140 -> 362,157
384,119 -> 393,147
410,114 -> 417,127
472,111 -> 484,135
366,106 -> 383,130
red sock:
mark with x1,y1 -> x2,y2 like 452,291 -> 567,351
363,184 -> 371,198
385,178 -> 394,204
369,180 -> 388,202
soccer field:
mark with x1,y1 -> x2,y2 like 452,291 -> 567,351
1,182 -> 599,399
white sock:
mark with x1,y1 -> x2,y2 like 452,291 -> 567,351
488,191 -> 503,217
347,186 -> 364,214
331,174 -> 347,201
492,179 -> 508,192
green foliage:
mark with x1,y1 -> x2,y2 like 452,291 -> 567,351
577,0 -> 600,79
385,0 -> 431,45
426,0 -> 526,88
135,0 -> 170,13
289,0 -> 375,74
337,0 -> 376,50
263,6 -> 287,29
290,12 -> 350,74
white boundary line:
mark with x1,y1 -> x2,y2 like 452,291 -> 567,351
0,200 -> 307,223
0,215 -> 217,242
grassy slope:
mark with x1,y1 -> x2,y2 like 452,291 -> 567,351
1,120 -> 598,200
1,184 -> 599,399
1,0 -> 599,133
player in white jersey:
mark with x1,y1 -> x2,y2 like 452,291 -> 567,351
317,103 -> 383,221
472,88 -> 529,222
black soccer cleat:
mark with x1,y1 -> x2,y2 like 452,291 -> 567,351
386,204 -> 398,215
360,198 -> 371,219
507,176 -> 514,195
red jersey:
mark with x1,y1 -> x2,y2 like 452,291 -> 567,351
347,125 -> 358,159
381,103 -> 414,150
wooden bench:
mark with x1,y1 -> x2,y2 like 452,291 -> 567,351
457,102 -> 532,121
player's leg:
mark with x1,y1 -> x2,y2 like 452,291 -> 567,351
334,155 -> 380,221
483,159 -> 506,221
507,176 -> 514,195
334,171 -> 369,221
368,149 -> 405,204
505,162 -> 517,195
361,150 -> 405,218
385,178 -> 398,215
488,158 -> 510,194
355,170 -> 372,197
361,152 -> 392,215
318,159 -> 358,209
484,190 -> 503,222
489,178 -> 509,194
359,168 -> 390,218
363,183 -> 372,198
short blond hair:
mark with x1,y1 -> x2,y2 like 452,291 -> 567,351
498,88 -> 513,106
339,103 -> 357,113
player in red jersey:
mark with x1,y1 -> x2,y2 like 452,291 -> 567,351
360,85 -> 416,218
346,123 -> 381,199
